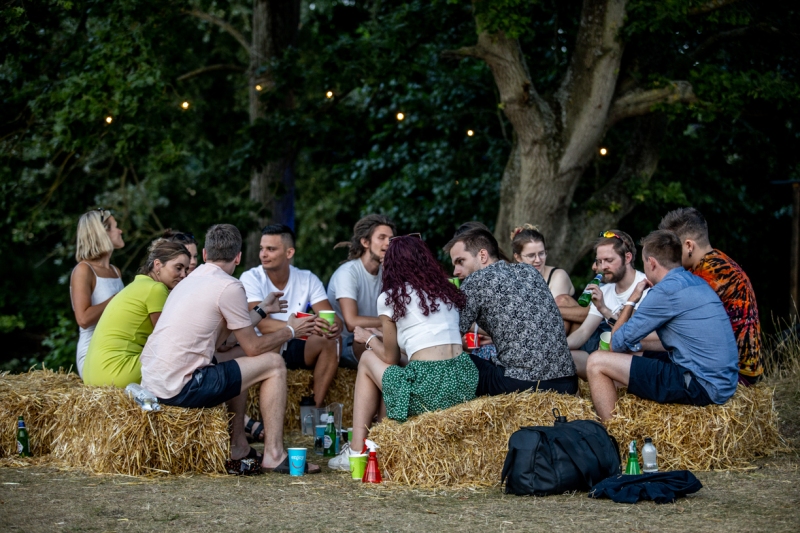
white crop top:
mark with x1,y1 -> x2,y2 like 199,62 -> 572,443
376,287 -> 463,358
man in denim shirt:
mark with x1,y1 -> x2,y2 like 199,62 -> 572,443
587,230 -> 738,421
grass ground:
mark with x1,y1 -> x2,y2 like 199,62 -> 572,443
2,341 -> 799,532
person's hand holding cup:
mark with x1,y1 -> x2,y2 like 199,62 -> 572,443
290,313 -> 317,340
318,310 -> 340,339
464,332 -> 480,350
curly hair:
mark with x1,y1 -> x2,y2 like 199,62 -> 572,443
382,235 -> 466,320
334,214 -> 396,261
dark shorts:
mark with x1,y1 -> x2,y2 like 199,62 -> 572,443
159,358 -> 243,409
469,354 -> 578,396
282,339 -> 313,370
628,351 -> 712,406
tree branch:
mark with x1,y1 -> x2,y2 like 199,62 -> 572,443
607,81 -> 697,126
177,64 -> 246,82
184,9 -> 251,55
689,0 -> 742,16
555,0 -> 627,174
565,114 -> 668,265
441,45 -> 487,61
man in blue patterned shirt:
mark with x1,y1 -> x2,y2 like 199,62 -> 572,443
445,227 -> 578,396
587,230 -> 738,421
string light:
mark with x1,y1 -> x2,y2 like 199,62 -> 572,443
599,147 -> 608,156
325,90 -> 333,99
105,116 -> 113,124
467,130 -> 474,137
255,84 -> 263,91
396,112 -> 405,121
181,101 -> 190,110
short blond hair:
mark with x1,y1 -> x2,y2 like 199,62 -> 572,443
75,209 -> 114,262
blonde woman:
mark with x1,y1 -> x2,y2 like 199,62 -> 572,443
511,224 -> 575,298
70,209 -> 125,377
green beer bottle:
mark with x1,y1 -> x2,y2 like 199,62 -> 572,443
323,412 -> 336,458
17,416 -> 30,457
577,274 -> 603,307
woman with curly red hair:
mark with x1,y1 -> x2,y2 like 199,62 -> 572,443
328,234 -> 478,467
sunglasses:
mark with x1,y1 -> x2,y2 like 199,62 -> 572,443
172,232 -> 196,244
599,231 -> 622,241
389,232 -> 422,242
95,208 -> 111,223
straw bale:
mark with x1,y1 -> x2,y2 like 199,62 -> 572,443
605,385 -> 783,472
247,368 -> 357,432
369,391 -> 597,487
0,369 -> 83,457
48,387 -> 230,476
369,386 -> 781,488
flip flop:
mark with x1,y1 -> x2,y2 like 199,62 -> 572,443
244,418 -> 265,442
225,447 -> 263,476
261,455 -> 322,475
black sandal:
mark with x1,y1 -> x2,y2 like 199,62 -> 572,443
225,447 -> 263,476
244,418 -> 265,442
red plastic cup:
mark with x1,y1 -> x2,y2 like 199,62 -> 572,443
296,312 -> 313,340
465,332 -> 479,350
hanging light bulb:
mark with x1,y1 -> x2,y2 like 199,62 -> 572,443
255,84 -> 263,91
467,130 -> 474,137
599,147 -> 608,156
181,101 -> 190,110
325,90 -> 333,99
105,116 -> 113,124
396,112 -> 405,121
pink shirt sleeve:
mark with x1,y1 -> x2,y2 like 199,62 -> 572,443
219,281 -> 253,331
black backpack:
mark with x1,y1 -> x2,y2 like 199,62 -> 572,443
501,409 -> 621,496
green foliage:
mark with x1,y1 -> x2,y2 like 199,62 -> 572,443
471,0 -> 540,39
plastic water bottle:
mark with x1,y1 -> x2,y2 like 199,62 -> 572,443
642,437 -> 658,472
125,383 -> 161,412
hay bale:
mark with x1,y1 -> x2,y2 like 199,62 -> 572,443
369,391 -> 597,487
0,369 -> 82,457
605,385 -> 783,471
1,370 -> 229,475
369,386 -> 782,488
247,368 -> 357,432
49,387 -> 230,476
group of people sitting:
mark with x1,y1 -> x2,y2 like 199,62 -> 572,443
68,207 -> 760,475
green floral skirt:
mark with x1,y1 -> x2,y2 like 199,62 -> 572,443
382,352 -> 478,423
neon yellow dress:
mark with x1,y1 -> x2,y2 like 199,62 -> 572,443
83,275 -> 168,387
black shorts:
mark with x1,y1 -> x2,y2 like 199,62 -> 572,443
627,352 -> 712,406
159,358 -> 242,409
282,339 -> 313,370
469,354 -> 578,396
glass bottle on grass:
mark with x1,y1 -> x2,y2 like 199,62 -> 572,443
17,416 -> 30,457
323,412 -> 336,457
577,274 -> 603,307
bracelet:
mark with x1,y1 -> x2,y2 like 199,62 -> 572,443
253,305 -> 267,319
624,301 -> 636,307
285,325 -> 295,339
365,334 -> 378,351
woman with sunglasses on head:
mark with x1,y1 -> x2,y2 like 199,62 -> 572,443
510,224 -> 575,298
82,240 -> 190,387
70,209 -> 126,378
161,229 -> 199,274
328,234 -> 479,468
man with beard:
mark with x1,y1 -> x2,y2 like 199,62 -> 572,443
327,214 -> 395,367
567,230 -> 651,379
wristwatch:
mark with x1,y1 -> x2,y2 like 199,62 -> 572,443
605,317 -> 617,327
253,305 -> 267,319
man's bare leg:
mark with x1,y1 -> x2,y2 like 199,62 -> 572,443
213,346 -> 251,461
571,350 -> 589,381
304,335 -> 339,407
586,351 -> 633,422
351,351 -> 391,450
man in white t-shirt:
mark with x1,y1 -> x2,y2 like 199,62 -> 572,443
567,230 -> 658,379
327,214 -> 395,368
240,224 -> 342,408
140,224 -> 321,475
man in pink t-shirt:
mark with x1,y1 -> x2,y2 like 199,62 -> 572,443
141,224 -> 327,475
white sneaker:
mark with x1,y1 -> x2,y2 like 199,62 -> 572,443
327,442 -> 352,471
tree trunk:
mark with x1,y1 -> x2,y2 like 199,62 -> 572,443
450,0 -> 695,272
245,0 -> 300,268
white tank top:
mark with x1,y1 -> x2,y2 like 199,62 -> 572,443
73,263 -> 124,377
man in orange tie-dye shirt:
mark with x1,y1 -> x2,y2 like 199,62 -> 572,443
659,208 -> 762,385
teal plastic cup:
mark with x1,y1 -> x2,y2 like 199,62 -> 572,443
288,448 -> 307,476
